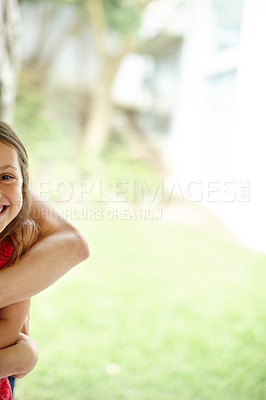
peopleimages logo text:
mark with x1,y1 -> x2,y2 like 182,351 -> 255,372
33,179 -> 251,203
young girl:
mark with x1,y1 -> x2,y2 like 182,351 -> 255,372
0,121 -> 40,399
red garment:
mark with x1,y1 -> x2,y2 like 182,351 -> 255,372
0,379 -> 12,400
0,239 -> 14,400
0,239 -> 13,268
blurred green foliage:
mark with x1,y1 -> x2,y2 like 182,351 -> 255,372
15,69 -> 160,202
15,73 -> 78,186
103,0 -> 143,36
19,0 -> 144,37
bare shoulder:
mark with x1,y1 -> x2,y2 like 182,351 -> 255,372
29,191 -> 64,234
29,191 -> 89,260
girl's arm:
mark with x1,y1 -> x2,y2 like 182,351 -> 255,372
0,192 -> 89,308
0,332 -> 38,379
0,300 -> 29,349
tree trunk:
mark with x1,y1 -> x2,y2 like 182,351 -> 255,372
0,0 -> 21,124
81,39 -> 134,154
81,0 -> 138,155
82,90 -> 112,153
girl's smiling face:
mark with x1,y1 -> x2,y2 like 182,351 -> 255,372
0,141 -> 23,233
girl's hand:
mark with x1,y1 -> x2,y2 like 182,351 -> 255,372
12,333 -> 38,379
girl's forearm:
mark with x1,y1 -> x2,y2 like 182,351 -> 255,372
0,226 -> 88,308
0,300 -> 30,349
0,192 -> 89,308
0,321 -> 18,349
0,333 -> 38,379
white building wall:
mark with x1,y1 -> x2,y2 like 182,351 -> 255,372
167,0 -> 266,252
167,0 -> 213,181
226,0 -> 266,251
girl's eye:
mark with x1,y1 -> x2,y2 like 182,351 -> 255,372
1,175 -> 14,180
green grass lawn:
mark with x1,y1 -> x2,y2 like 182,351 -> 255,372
15,217 -> 266,400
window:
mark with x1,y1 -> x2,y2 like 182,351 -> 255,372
211,0 -> 243,50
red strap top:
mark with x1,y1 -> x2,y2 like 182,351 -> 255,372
0,239 -> 13,269
0,378 -> 12,399
0,239 -> 13,397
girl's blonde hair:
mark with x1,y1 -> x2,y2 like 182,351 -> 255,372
0,121 -> 39,265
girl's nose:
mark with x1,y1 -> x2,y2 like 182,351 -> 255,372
0,192 -> 7,202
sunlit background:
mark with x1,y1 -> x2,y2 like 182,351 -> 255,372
1,0 -> 266,399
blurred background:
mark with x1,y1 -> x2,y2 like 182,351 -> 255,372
2,0 -> 266,399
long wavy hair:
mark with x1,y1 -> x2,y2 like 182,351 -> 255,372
0,121 -> 39,265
